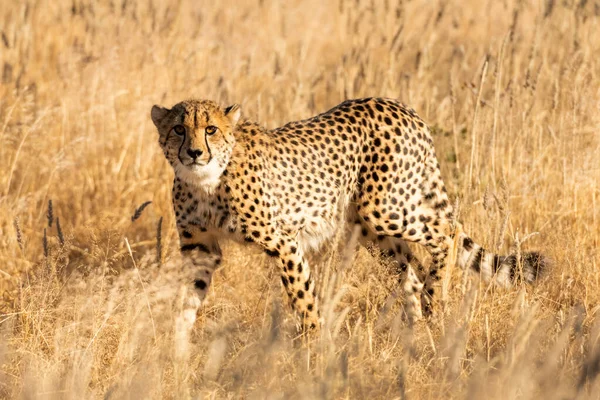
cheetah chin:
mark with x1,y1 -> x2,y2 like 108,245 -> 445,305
174,158 -> 224,192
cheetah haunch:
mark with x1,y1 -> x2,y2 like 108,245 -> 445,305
151,97 -> 547,329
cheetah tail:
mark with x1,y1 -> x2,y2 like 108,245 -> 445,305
455,232 -> 549,286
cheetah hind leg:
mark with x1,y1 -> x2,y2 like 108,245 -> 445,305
419,234 -> 455,319
355,222 -> 426,325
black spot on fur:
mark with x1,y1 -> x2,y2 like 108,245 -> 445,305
194,280 -> 207,290
492,254 -> 502,273
265,248 -> 280,257
470,248 -> 485,273
462,237 -> 474,251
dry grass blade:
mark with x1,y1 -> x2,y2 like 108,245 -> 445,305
131,201 -> 152,222
156,216 -> 163,265
46,199 -> 53,228
42,227 -> 48,258
124,237 -> 157,342
13,217 -> 23,252
467,59 -> 488,188
56,217 -> 64,246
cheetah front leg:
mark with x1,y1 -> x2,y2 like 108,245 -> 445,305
176,223 -> 222,322
270,239 -> 320,330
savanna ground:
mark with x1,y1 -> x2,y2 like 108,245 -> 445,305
0,0 -> 599,398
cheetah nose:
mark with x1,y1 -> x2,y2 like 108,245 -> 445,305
187,148 -> 203,159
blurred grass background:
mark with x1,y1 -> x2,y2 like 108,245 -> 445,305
0,0 -> 599,398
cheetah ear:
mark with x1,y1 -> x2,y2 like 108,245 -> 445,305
224,104 -> 241,126
151,105 -> 169,128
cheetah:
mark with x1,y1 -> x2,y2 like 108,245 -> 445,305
150,97 -> 547,329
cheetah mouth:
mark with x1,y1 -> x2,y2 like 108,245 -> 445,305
181,159 -> 209,168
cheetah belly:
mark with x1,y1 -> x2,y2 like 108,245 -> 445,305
297,216 -> 340,253
294,194 -> 351,254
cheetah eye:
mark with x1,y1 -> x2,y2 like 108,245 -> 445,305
205,125 -> 217,135
173,125 -> 186,136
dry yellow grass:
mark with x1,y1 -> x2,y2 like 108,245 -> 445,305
1,0 -> 599,398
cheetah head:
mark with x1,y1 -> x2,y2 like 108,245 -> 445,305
151,99 -> 241,189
